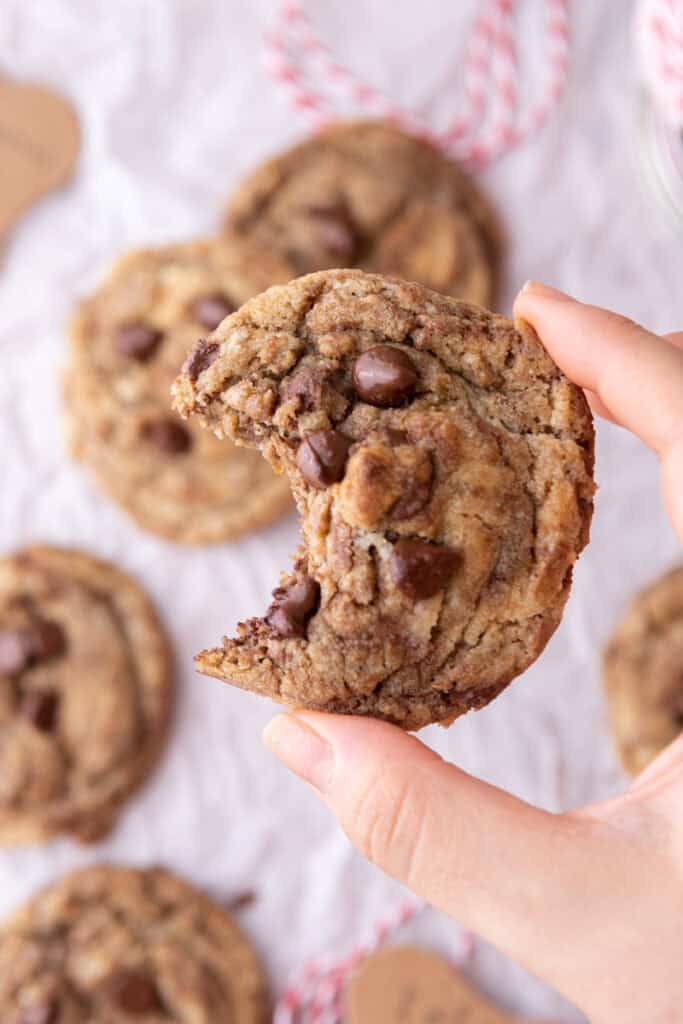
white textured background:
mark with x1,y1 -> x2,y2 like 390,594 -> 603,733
0,2 -> 681,1020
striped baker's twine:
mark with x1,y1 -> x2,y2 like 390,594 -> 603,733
274,897 -> 474,1024
263,0 -> 571,166
637,0 -> 683,127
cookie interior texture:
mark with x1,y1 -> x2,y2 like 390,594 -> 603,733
0,865 -> 268,1023
174,270 -> 595,730
604,566 -> 683,776
65,239 -> 292,545
224,119 -> 502,307
0,546 -> 171,844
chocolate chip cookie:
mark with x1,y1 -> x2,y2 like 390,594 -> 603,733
224,120 -> 502,307
65,239 -> 292,545
603,566 -> 683,776
174,270 -> 595,729
0,546 -> 171,844
0,864 -> 268,1023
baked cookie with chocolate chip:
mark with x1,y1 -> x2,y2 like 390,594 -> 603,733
174,270 -> 595,729
604,566 -> 683,776
65,239 -> 292,545
0,546 -> 170,844
0,864 -> 268,1023
224,120 -> 502,307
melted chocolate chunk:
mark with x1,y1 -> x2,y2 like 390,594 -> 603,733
144,418 -> 193,455
352,346 -> 418,407
114,323 -> 163,362
280,367 -> 326,411
308,204 -> 358,262
184,340 -> 220,382
108,970 -> 159,1015
28,621 -> 67,661
266,576 -> 320,638
389,538 -> 459,600
22,690 -> 60,732
296,430 -> 352,489
190,293 -> 235,330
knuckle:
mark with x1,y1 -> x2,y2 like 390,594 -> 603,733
604,311 -> 642,337
350,773 -> 428,886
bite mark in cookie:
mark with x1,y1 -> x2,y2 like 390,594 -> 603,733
174,270 -> 595,729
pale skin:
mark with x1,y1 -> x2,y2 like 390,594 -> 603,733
264,281 -> 683,1024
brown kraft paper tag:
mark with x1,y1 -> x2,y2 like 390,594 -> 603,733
345,946 -> 553,1023
0,77 -> 80,250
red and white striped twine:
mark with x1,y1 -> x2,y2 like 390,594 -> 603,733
264,0 -> 570,167
636,0 -> 683,127
273,897 -> 473,1024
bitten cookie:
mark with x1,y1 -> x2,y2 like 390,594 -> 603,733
346,946 -> 533,1023
0,546 -> 171,844
174,270 -> 595,729
603,566 -> 683,776
65,239 -> 292,545
0,865 -> 268,1023
224,120 -> 502,307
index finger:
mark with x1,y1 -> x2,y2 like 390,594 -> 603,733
513,282 -> 683,458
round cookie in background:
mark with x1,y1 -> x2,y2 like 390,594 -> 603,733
65,238 -> 292,545
0,545 -> 171,845
223,119 -> 503,308
603,565 -> 683,776
174,269 -> 595,730
346,946 -> 536,1023
0,864 -> 269,1023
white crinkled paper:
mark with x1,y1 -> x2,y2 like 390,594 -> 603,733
0,2 -> 680,1020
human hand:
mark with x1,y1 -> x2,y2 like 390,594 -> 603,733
264,283 -> 683,1024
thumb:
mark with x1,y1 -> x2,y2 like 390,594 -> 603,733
263,712 -> 641,1003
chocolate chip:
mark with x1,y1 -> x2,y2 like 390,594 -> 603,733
184,340 -> 219,382
296,430 -> 352,489
352,346 -> 418,407
0,629 -> 33,674
19,1003 -> 60,1024
108,970 -> 159,1015
114,323 -> 163,362
280,368 -> 324,411
28,621 -> 67,661
144,418 -> 192,455
389,538 -> 459,601
266,576 -> 320,638
227,889 -> 258,911
190,292 -> 235,330
22,690 -> 60,732
308,205 -> 358,262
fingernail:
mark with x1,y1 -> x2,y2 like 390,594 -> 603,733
518,280 -> 573,301
263,713 -> 334,793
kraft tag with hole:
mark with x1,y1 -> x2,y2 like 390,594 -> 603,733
345,946 -> 552,1023
0,77 -> 80,249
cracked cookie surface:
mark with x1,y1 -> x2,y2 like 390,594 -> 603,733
224,120 -> 501,307
65,239 -> 292,545
174,270 -> 595,729
0,546 -> 171,844
604,566 -> 683,776
0,865 -> 268,1023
